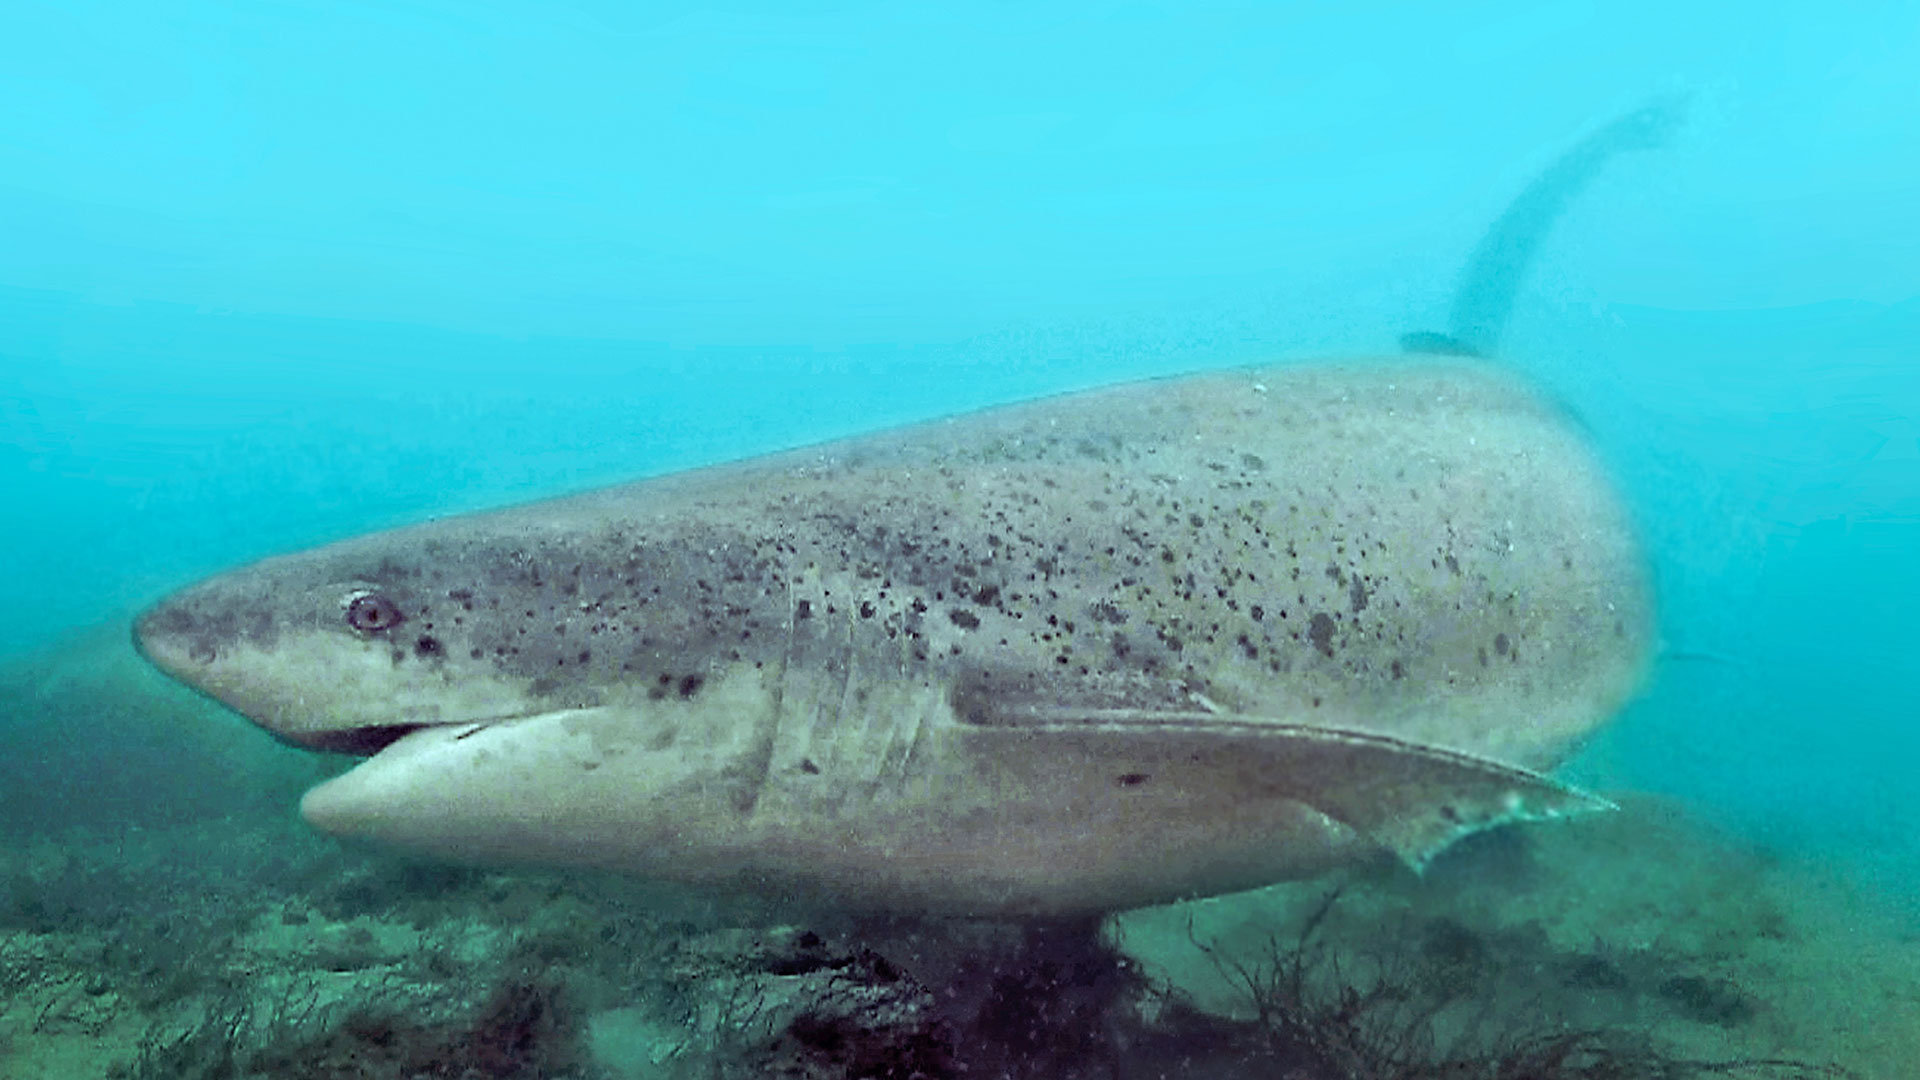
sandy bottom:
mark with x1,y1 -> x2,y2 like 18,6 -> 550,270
1121,794 -> 1920,1075
1,795 -> 1913,1078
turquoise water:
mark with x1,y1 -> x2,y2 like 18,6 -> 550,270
2,3 -> 1916,1076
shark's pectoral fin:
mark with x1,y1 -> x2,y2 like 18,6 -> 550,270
962,706 -> 1613,872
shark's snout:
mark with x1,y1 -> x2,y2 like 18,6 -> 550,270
132,581 -> 286,727
132,570 -> 534,757
133,597 -> 212,680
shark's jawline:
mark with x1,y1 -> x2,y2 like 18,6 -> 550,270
300,717 -> 507,757
298,723 -> 431,756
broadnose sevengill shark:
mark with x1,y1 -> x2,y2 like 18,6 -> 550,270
136,102 -> 1676,917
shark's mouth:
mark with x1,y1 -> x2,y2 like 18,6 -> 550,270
301,724 -> 432,756
296,710 -> 562,757
298,719 -> 510,757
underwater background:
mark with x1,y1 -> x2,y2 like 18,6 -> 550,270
2,2 -> 1916,1077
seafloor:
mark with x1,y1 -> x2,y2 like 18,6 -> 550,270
1,635 -> 1913,1079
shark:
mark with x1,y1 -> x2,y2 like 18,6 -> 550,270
135,106 -> 1674,918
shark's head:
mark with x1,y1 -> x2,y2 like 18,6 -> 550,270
134,503 -> 781,876
133,502 -> 704,758
135,525 -> 548,755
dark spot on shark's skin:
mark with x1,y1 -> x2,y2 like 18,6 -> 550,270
1494,632 -> 1511,655
795,599 -> 813,620
1348,576 -> 1369,613
948,609 -> 980,630
678,674 -> 705,698
1308,612 -> 1336,657
1115,772 -> 1150,788
414,635 -> 442,657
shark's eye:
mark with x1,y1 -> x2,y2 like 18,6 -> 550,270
345,593 -> 405,634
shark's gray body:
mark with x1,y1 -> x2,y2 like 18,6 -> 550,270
137,362 -> 1650,916
136,105 -> 1673,917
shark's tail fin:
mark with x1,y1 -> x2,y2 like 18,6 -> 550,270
1402,95 -> 1689,359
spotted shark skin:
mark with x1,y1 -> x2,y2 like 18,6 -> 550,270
138,362 -> 1651,916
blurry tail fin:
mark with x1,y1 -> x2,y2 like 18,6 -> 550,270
1402,95 -> 1689,359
